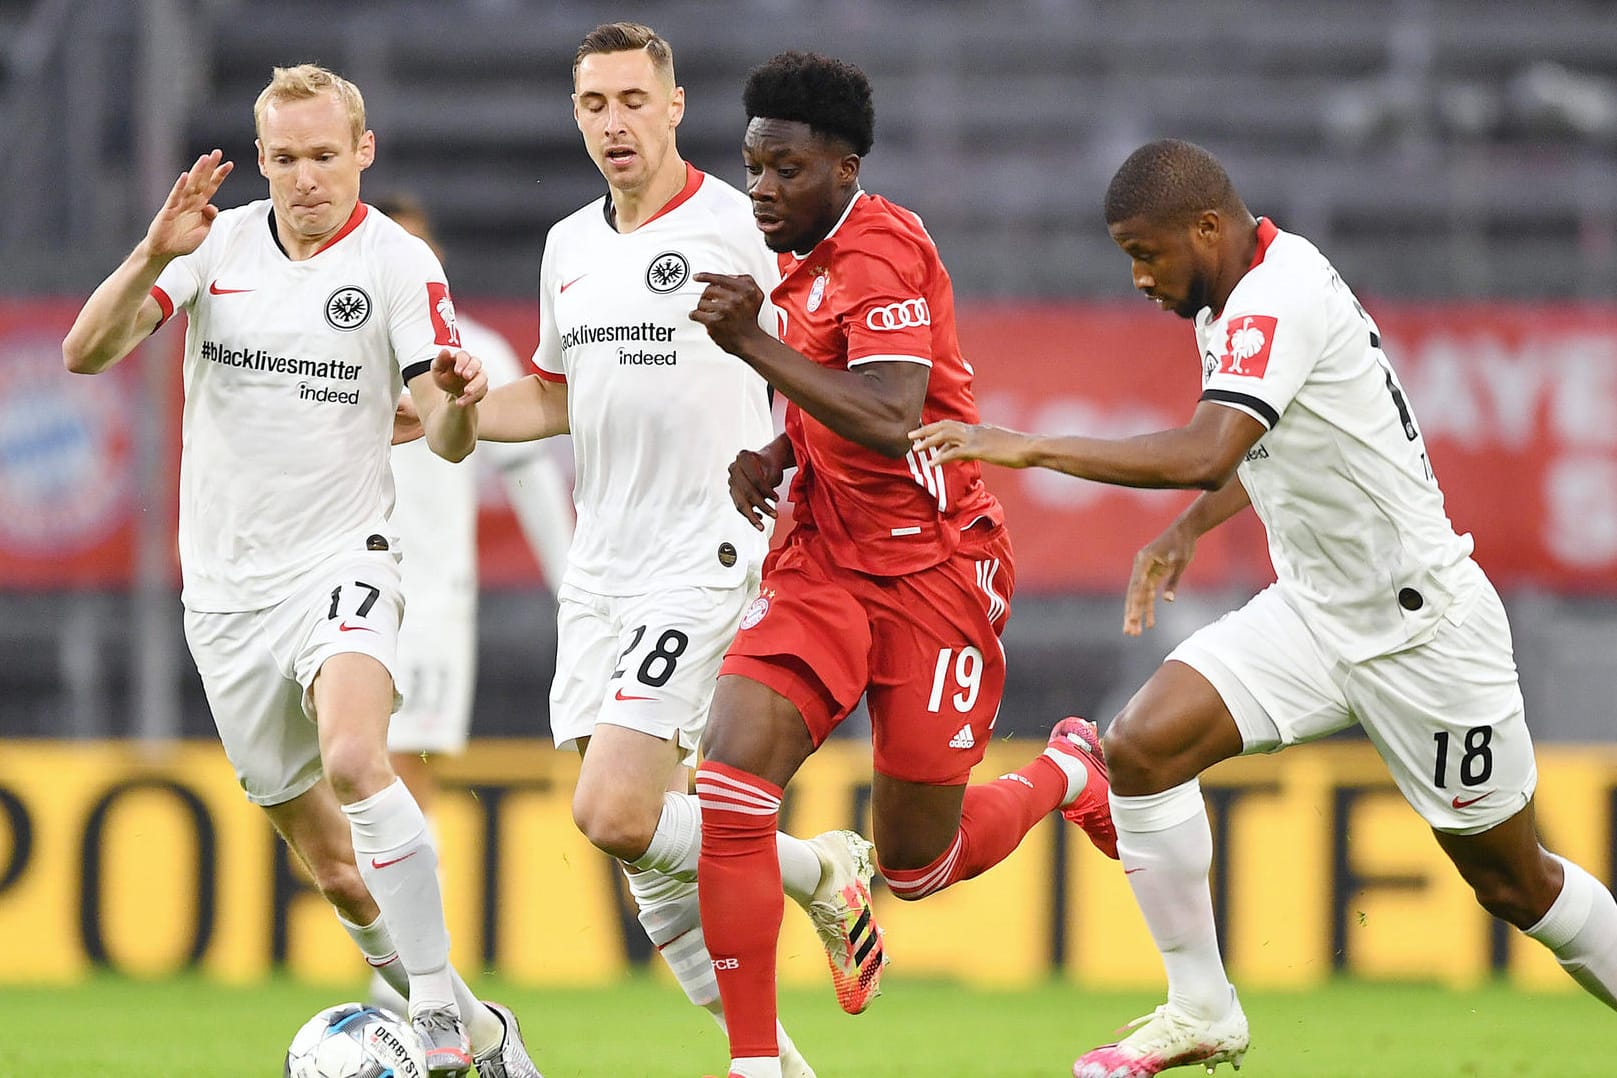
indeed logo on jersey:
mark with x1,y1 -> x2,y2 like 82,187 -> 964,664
1217,315 -> 1277,378
559,322 -> 680,367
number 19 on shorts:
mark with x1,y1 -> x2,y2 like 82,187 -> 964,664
927,647 -> 984,713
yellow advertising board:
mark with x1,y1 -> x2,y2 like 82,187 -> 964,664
0,740 -> 1608,991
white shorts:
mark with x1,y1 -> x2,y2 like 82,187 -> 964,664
389,606 -> 476,755
549,577 -> 757,766
183,550 -> 404,806
1167,570 -> 1536,835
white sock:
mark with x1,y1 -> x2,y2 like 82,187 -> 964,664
630,792 -> 702,878
343,779 -> 455,1014
1041,746 -> 1090,805
1526,855 -> 1617,1010
1111,780 -> 1234,1022
338,853 -> 500,1052
626,868 -> 716,1006
729,1059 -> 783,1078
450,973 -> 503,1055
777,833 -> 823,908
338,912 -> 409,1001
631,791 -> 823,904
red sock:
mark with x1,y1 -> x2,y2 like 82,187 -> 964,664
882,755 -> 1066,900
696,761 -> 783,1060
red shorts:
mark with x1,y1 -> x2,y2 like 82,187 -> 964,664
720,522 -> 1015,785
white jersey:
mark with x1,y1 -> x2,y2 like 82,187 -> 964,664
390,311 -> 568,618
153,200 -> 458,612
535,164 -> 777,594
1195,218 -> 1477,662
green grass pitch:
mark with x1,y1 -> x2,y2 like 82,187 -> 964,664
3,973 -> 1611,1076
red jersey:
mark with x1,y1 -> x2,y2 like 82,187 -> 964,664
774,192 -> 1003,577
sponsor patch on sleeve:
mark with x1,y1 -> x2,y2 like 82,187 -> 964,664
426,282 -> 461,348
1217,314 -> 1277,378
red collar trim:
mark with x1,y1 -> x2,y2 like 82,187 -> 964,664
643,162 -> 704,227
1249,216 -> 1278,270
314,201 -> 368,256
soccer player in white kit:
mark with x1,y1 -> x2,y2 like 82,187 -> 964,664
369,192 -> 576,1017
373,192 -> 573,808
463,24 -> 883,1077
912,138 -> 1617,1077
61,65 -> 541,1078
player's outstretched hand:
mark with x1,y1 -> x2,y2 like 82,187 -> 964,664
430,347 -> 487,408
146,150 -> 234,260
1123,523 -> 1197,636
729,443 -> 788,531
909,419 -> 1034,467
690,272 -> 768,355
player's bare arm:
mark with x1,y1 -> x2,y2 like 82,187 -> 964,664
692,270 -> 929,458
907,420 -> 1040,468
467,374 -> 570,442
729,433 -> 795,531
406,347 -> 486,463
917,400 -> 1266,491
63,150 -> 234,374
391,393 -> 424,445
1123,475 -> 1251,636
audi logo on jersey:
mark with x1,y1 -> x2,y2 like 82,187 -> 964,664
865,298 -> 930,332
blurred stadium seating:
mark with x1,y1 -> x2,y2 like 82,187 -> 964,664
4,0 -> 1616,298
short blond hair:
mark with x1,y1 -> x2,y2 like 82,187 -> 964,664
254,64 -> 366,146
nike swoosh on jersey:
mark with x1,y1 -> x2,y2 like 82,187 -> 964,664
560,274 -> 587,293
370,851 -> 417,870
208,280 -> 254,295
613,687 -> 655,702
1451,792 -> 1490,809
338,620 -> 378,633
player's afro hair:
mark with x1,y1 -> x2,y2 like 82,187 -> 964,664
743,51 -> 875,157
1104,139 -> 1241,225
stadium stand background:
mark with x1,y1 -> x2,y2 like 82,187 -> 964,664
2,0 -> 1616,746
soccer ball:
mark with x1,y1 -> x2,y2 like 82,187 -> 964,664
285,1002 -> 429,1078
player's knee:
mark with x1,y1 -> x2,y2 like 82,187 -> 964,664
572,792 -> 657,862
1100,715 -> 1159,793
1467,872 -> 1540,928
1461,857 -> 1559,929
872,838 -> 951,894
321,742 -> 391,804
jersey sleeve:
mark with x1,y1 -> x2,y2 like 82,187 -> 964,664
151,238 -> 211,327
1199,275 -> 1324,429
532,230 -> 565,383
838,229 -> 933,368
381,233 -> 456,386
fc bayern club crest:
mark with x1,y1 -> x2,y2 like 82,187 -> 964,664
806,271 -> 828,313
325,286 -> 372,330
646,251 -> 690,293
739,593 -> 770,630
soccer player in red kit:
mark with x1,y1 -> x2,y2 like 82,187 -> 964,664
688,51 -> 1119,1078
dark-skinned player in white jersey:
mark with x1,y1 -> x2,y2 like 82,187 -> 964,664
914,137 -> 1617,1078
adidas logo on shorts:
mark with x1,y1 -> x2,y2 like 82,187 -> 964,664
948,724 -> 975,749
